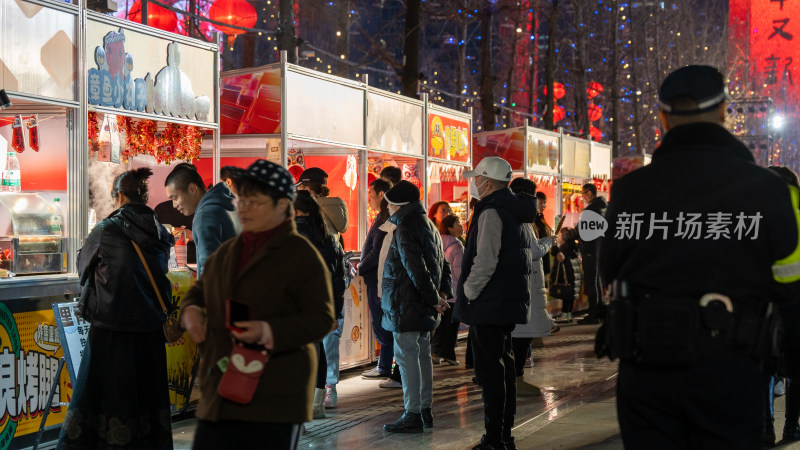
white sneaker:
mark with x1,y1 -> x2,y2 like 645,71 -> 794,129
379,378 -> 402,389
325,384 -> 338,408
361,368 -> 385,379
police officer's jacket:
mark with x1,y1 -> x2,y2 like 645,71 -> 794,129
600,122 -> 800,306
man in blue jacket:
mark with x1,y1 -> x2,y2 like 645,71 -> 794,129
165,164 -> 241,276
454,157 -> 535,450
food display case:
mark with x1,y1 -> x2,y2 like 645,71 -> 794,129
0,193 -> 65,275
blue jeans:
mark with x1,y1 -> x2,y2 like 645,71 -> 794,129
393,331 -> 433,414
323,317 -> 344,385
367,283 -> 394,375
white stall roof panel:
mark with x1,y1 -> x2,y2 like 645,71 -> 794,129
367,92 -> 423,156
591,143 -> 612,178
1,0 -> 77,102
574,140 -> 591,179
286,70 -> 364,147
561,138 -> 576,177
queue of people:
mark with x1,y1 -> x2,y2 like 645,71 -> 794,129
65,63 -> 800,450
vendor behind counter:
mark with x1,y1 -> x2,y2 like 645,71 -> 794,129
154,200 -> 196,264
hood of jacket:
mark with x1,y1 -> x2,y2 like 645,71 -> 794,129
197,182 -> 237,213
318,196 -> 349,234
108,203 -> 174,252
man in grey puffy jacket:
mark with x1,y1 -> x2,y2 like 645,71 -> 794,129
165,164 -> 241,277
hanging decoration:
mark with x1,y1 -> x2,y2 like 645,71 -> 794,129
552,105 -> 566,123
287,147 -> 305,182
26,115 -> 39,152
119,117 -> 203,164
588,103 -> 603,122
587,81 -> 604,99
209,0 -> 258,48
11,115 -> 25,153
543,82 -> 566,100
127,0 -> 178,33
344,155 -> 358,191
589,126 -> 602,142
88,112 -> 100,153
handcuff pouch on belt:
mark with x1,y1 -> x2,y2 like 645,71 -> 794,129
598,287 -> 781,368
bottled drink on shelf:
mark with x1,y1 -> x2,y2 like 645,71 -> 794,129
50,198 -> 64,235
2,152 -> 20,192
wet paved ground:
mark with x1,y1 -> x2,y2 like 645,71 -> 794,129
168,323 -> 800,449
171,323 -> 625,449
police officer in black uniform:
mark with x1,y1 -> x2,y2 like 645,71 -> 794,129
598,65 -> 800,448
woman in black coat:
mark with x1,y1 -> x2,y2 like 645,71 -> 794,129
552,227 -> 582,323
59,168 -> 175,449
294,191 -> 345,417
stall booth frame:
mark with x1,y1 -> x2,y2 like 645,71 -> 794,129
0,0 -> 221,445
474,123 -> 612,221
218,52 -> 473,369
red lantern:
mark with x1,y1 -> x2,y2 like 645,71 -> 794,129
128,1 -> 178,33
552,104 -> 566,122
590,126 -> 602,141
588,103 -> 603,122
209,0 -> 258,47
543,82 -> 566,100
587,81 -> 604,99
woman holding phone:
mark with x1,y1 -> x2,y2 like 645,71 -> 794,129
181,160 -> 335,449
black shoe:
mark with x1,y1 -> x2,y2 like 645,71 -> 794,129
472,435 -> 504,450
383,412 -> 423,433
505,437 -> 517,450
764,425 -> 776,447
577,316 -> 600,325
421,408 -> 433,428
784,423 -> 800,441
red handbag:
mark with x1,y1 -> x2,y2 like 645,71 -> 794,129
218,340 -> 270,404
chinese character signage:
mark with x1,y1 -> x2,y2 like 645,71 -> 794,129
428,112 -> 470,163
0,303 -> 72,445
730,0 -> 800,101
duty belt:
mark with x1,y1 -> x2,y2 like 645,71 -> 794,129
597,292 -> 781,368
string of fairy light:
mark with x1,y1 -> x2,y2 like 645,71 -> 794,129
116,0 -> 739,157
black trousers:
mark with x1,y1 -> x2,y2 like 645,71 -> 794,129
582,253 -> 600,318
471,324 -> 516,444
511,337 -> 532,377
193,420 -> 302,450
617,354 -> 762,449
316,341 -> 327,389
431,307 -> 459,360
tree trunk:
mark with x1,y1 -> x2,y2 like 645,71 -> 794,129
479,0 -> 495,130
528,1 -> 540,124
242,0 -> 259,67
543,0 -> 559,130
627,3 -> 643,153
574,1 -> 589,139
609,0 -> 620,157
402,0 -> 422,98
279,0 -> 297,64
504,5 -> 523,127
456,13 -> 468,110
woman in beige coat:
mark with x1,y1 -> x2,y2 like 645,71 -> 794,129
181,160 -> 335,450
